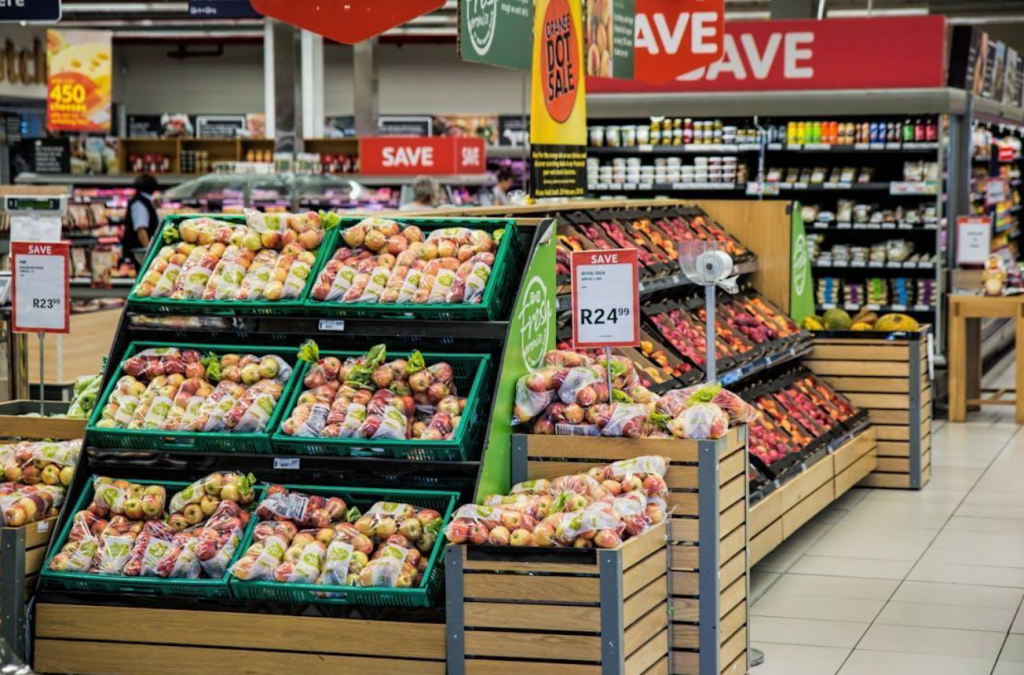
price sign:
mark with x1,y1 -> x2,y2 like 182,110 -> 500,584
571,249 -> 640,348
11,241 -> 69,334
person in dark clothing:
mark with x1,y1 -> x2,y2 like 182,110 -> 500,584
123,173 -> 159,255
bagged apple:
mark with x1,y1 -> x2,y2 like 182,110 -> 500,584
169,472 -> 255,513
668,385 -> 729,440
155,532 -> 202,578
195,499 -> 249,578
657,382 -> 756,424
359,544 -> 414,587
123,519 -> 176,577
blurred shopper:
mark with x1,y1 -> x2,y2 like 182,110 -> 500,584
123,173 -> 159,262
401,175 -> 440,211
491,168 -> 515,206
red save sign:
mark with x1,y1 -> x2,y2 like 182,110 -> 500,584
634,0 -> 724,84
571,249 -> 640,348
359,137 -> 486,175
590,16 -> 947,93
11,241 -> 70,335
250,0 -> 444,44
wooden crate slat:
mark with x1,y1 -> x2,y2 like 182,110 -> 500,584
464,602 -> 600,632
846,393 -> 910,409
34,640 -> 446,675
812,344 -> 909,360
672,569 -> 697,597
782,455 -> 834,511
835,450 -> 878,498
721,650 -> 747,675
624,575 -> 669,626
35,604 -> 446,659
720,501 -> 745,541
875,426 -> 910,441
671,622 -> 699,649
641,656 -> 670,675
720,550 -> 745,590
671,545 -> 698,570
782,480 -> 834,539
719,450 -> 746,487
462,556 -> 597,574
807,360 -> 910,377
871,409 -> 911,425
720,603 -> 746,648
719,626 -> 746,670
832,428 -> 877,473
877,441 -> 911,457
749,492 -> 784,537
876,457 -> 910,472
624,628 -> 670,675
720,523 -> 745,563
24,518 -> 58,548
719,475 -> 745,513
667,492 -> 699,516
670,516 -> 697,543
749,520 -> 782,565
860,472 -> 913,488
820,377 -> 910,393
466,659 -> 599,675
720,577 -> 746,618
465,630 -> 600,662
624,603 -> 669,656
624,548 -> 670,597
464,572 -> 601,603
524,436 -> 699,463
623,521 -> 668,569
671,650 -> 698,675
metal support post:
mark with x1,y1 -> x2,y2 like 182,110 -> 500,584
37,333 -> 44,411
697,441 -> 721,675
706,286 -> 717,383
353,38 -> 380,137
599,550 -> 625,675
0,526 -> 27,663
445,549 -> 466,675
301,31 -> 324,140
908,339 -> 923,489
267,20 -> 300,153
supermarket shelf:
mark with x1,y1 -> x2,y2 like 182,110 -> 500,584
816,303 -> 936,314
587,143 -> 761,156
808,221 -> 939,232
972,96 -> 1024,127
719,339 -> 815,387
588,182 -> 744,193
70,278 -> 135,287
15,173 -> 191,187
486,145 -> 529,158
812,261 -> 937,272
765,141 -> 939,153
357,174 -> 496,187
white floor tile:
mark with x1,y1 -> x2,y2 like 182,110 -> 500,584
1012,609 -> 1024,635
875,601 -> 1016,632
768,574 -> 899,600
908,561 -> 1024,588
994,661 -> 1024,675
750,642 -> 851,675
858,623 -> 1005,659
751,571 -> 780,602
1003,634 -> 1024,661
786,555 -> 915,581
956,503 -> 1024,519
891,581 -> 1024,609
837,650 -> 995,675
750,616 -> 869,648
919,545 -> 1024,570
944,516 -> 1024,535
931,529 -> 1024,553
752,593 -> 886,623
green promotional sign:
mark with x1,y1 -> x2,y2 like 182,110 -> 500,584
789,203 -> 815,323
476,222 -> 557,501
459,0 -> 533,71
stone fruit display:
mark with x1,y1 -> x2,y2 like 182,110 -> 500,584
230,486 -> 444,589
95,347 -> 292,433
445,455 -> 670,549
279,342 -> 467,441
133,210 -> 337,302
311,218 -> 502,305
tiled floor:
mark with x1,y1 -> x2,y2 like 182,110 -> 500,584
750,355 -> 1024,675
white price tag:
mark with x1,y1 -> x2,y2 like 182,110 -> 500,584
318,320 -> 345,332
12,241 -> 69,334
274,457 -> 301,470
571,249 -> 640,348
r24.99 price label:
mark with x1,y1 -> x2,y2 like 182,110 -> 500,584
579,305 -> 631,325
570,249 -> 640,348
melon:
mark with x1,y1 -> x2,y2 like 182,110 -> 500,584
875,313 -> 919,332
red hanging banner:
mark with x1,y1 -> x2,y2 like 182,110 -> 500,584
358,137 -> 487,175
633,0 -> 724,84
249,0 -> 445,45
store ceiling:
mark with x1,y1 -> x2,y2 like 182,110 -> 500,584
55,0 -> 1024,41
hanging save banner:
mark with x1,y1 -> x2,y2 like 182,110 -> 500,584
529,0 -> 587,199
46,29 -> 112,133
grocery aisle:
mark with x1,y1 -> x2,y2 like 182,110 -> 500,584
750,355 -> 1024,675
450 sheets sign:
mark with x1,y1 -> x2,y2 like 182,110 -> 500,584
530,0 -> 587,199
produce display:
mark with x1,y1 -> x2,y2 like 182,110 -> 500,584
445,455 -> 670,549
311,218 -> 500,306
1,439 -> 81,489
47,472 -> 256,578
67,374 -> 103,419
230,486 -> 444,590
280,342 -> 466,441
514,350 -> 755,440
801,307 -> 921,332
132,210 -> 336,302
95,347 -> 293,434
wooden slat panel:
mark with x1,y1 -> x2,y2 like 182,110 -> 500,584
847,393 -> 910,409
877,441 -> 911,457
835,450 -> 878,497
624,604 -> 668,656
671,650 -> 698,675
870,409 -> 910,425
467,660 -> 598,675
465,603 -> 600,632
667,492 -> 698,516
782,481 -> 834,539
671,623 -> 699,649
749,491 -> 783,537
722,651 -> 747,675
461,548 -> 597,574
523,435 -> 699,463
720,603 -> 746,647
24,518 -> 57,548
806,360 -> 909,377
720,577 -> 746,618
642,656 -> 669,675
812,344 -> 909,360
832,429 -> 876,473
822,377 -> 909,393
671,596 -> 698,622
672,568 -> 697,596
720,500 -> 745,541
876,457 -> 909,473
34,641 -> 446,675
720,550 -> 745,590
859,473 -> 912,489
876,426 -> 910,441
624,576 -> 668,626
670,516 -> 697,543
36,605 -> 445,659
749,520 -> 782,565
466,631 -> 600,661
0,417 -> 86,441
720,475 -> 744,513
623,522 -> 668,570
24,545 -> 46,576
720,627 -> 746,669
527,462 -> 696,488
720,524 -> 745,563
464,573 -> 600,603
719,449 -> 746,487
782,455 -> 833,511
671,545 -> 698,570
625,629 -> 669,675
624,549 -> 669,597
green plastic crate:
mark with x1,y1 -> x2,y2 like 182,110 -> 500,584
270,350 -> 491,461
39,477 -> 264,598
303,217 -> 521,321
228,485 -> 458,608
85,341 -> 299,454
127,213 -> 332,316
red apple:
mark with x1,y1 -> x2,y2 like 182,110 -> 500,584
488,525 -> 511,546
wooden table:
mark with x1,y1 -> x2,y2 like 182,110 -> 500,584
948,294 -> 1024,423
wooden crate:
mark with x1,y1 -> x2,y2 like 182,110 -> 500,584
806,330 -> 931,490
34,604 -> 446,675
510,426 -> 749,675
749,428 -> 877,565
0,401 -> 86,440
1,517 -> 58,660
446,521 -> 669,675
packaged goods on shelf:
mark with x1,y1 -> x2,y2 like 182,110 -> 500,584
0,439 -> 81,490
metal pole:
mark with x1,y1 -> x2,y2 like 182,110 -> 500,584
37,333 -> 44,412
706,286 -> 716,383
353,38 -> 380,137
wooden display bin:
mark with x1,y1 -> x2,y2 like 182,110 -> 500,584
0,401 -> 86,440
749,427 -> 877,565
1,517 -> 58,660
508,426 -> 749,675
446,521 -> 669,675
806,330 -> 931,489
34,605 -> 446,675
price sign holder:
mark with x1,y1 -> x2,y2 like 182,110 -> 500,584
11,241 -> 70,412
570,249 -> 640,404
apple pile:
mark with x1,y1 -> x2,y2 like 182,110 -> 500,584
280,342 -> 466,441
47,472 -> 256,578
230,486 -> 444,590
311,218 -> 499,305
445,455 -> 670,549
133,210 -> 338,302
96,347 -> 292,433
657,383 -> 758,441
0,439 -> 81,488
0,484 -> 64,527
